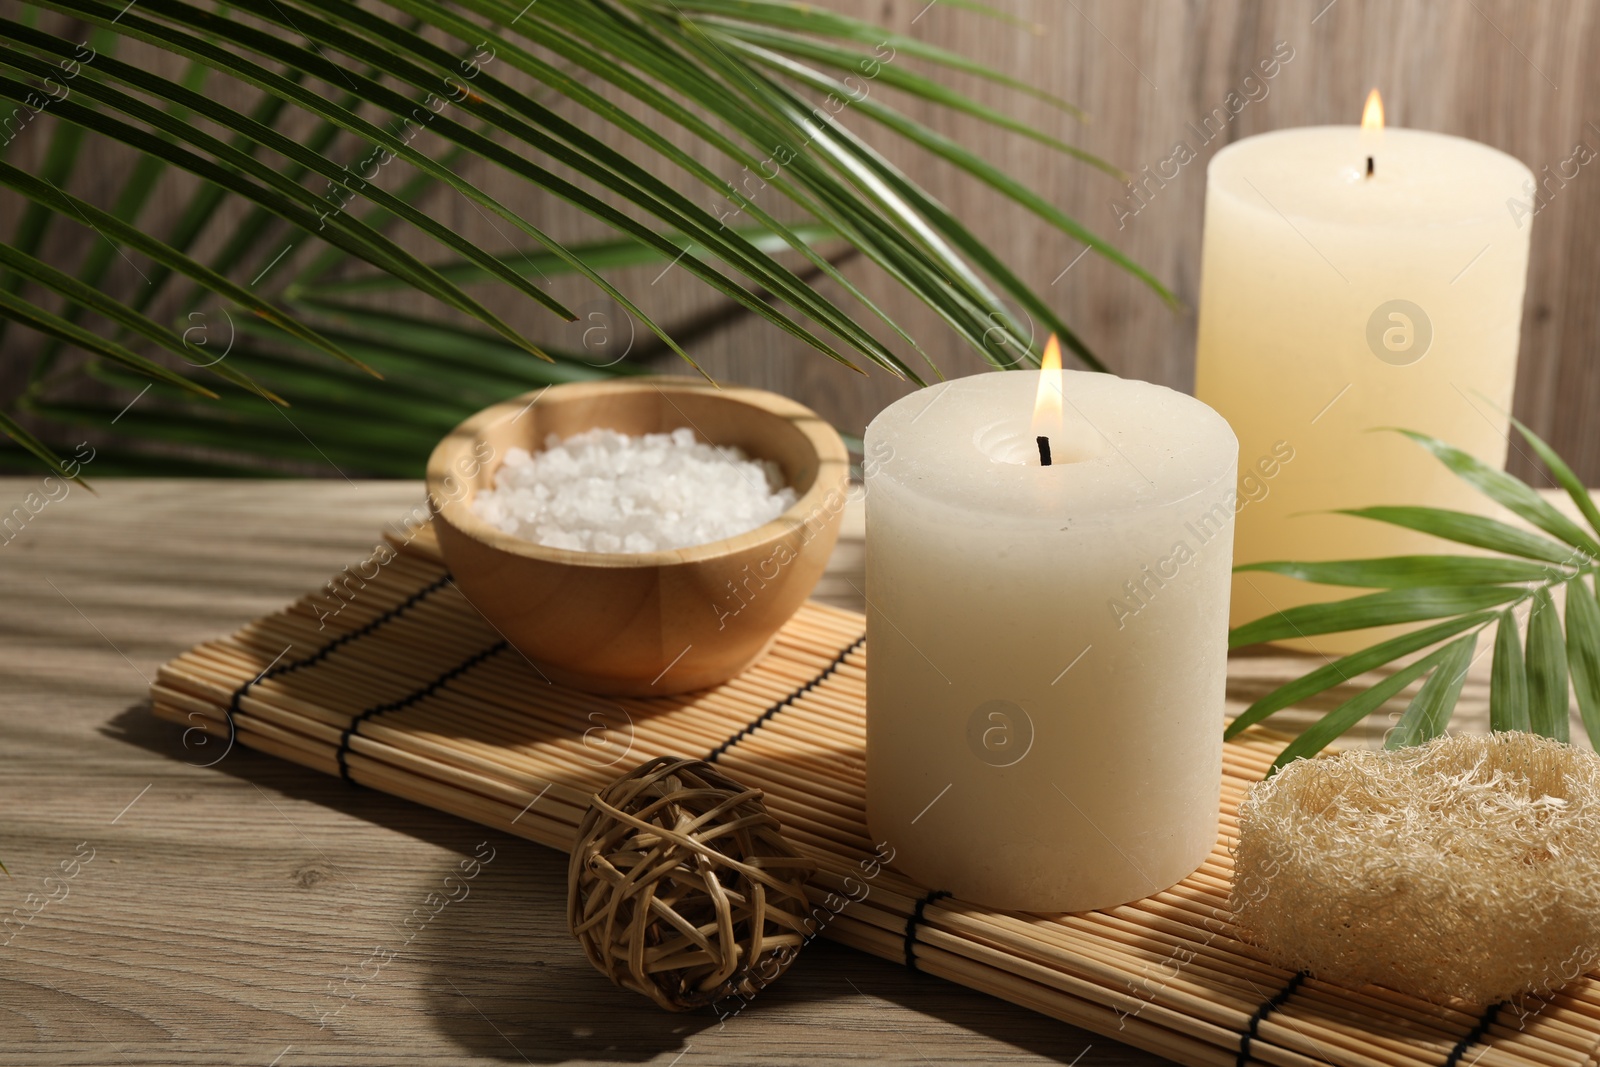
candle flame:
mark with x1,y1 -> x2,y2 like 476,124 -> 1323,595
1361,88 -> 1384,160
1361,88 -> 1385,132
1031,334 -> 1063,438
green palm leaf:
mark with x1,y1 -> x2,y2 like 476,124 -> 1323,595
0,24 -> 105,316
253,0 -> 899,376
1335,506 -> 1577,564
1228,585 -> 1522,649
1390,429 -> 1600,559
0,160 -> 363,369
713,24 -> 1101,163
0,407 -> 85,483
1565,576 -> 1600,748
658,16 -> 1086,366
0,56 -> 575,352
391,0 -> 933,367
1235,556 -> 1561,588
1512,417 -> 1600,541
1490,608 -> 1531,732
28,46 -> 211,382
1526,586 -> 1571,741
127,86 -> 296,319
529,0 -> 1065,367
729,39 -> 1158,296
1386,633 -> 1476,749
37,0 -> 896,375
4,0 -> 1160,477
0,243 -> 276,402
1233,424 -> 1599,778
311,224 -> 840,296
1270,642 -> 1459,774
639,0 -> 1086,116
250,303 -> 633,388
1225,612 -> 1495,740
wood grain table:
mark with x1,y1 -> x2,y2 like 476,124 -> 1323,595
1,478 -> 1578,1067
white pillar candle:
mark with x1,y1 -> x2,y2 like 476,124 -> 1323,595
1194,111 -> 1533,651
864,362 -> 1238,913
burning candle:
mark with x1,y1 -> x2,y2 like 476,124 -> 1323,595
863,342 -> 1238,913
1195,92 -> 1534,650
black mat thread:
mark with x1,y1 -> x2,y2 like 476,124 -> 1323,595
1442,1003 -> 1503,1067
1236,971 -> 1306,1067
904,889 -> 953,974
221,570 -> 454,741
335,640 -> 510,783
706,634 -> 865,763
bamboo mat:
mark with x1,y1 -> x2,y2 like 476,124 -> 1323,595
149,525 -> 1600,1067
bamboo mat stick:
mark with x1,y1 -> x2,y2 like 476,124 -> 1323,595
823,911 -> 1275,1067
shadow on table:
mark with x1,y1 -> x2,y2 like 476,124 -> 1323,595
107,703 -> 1122,1066
106,702 -> 720,1060
408,862 -> 1110,1065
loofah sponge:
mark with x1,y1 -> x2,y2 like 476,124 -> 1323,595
1232,732 -> 1600,1004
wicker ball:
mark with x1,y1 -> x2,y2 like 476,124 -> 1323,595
567,757 -> 817,1011
1233,732 -> 1600,1004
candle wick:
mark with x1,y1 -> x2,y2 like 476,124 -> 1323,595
1366,155 -> 1374,178
1036,435 -> 1053,467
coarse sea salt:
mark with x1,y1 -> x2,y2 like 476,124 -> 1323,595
471,427 -> 797,553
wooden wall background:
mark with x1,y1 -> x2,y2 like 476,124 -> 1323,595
6,0 -> 1600,480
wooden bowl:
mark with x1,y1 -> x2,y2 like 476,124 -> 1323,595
426,377 -> 849,696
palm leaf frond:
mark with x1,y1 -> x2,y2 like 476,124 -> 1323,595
4,0 -> 1156,474
1235,423 -> 1599,774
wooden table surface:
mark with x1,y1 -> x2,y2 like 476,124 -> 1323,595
2,478 -> 1576,1067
